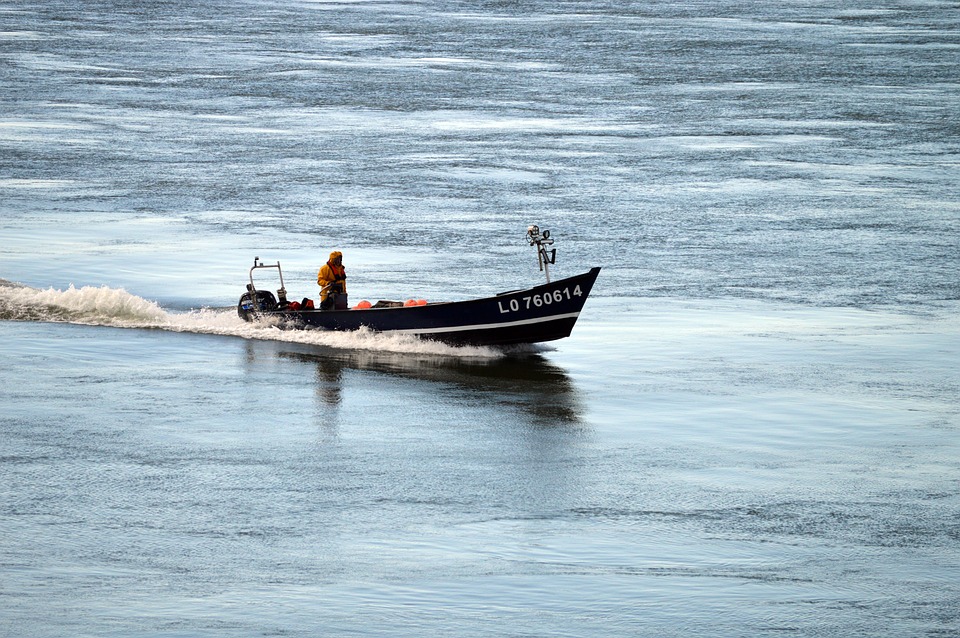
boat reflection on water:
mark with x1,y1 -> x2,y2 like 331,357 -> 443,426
242,339 -> 584,428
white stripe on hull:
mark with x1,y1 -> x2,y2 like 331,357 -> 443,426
387,311 -> 581,336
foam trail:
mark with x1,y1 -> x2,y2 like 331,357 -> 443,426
0,280 -> 168,324
0,280 -> 508,358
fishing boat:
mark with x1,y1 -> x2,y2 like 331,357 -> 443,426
237,225 -> 600,346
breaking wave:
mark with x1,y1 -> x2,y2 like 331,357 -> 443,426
0,279 -> 508,358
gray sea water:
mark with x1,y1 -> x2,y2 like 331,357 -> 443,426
2,1 -> 959,636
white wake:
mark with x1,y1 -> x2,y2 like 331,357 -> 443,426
0,280 -> 508,358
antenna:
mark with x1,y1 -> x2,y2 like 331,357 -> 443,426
526,224 -> 557,283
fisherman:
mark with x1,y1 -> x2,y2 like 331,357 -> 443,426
317,250 -> 347,310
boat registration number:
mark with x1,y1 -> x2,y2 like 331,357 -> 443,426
498,285 -> 583,314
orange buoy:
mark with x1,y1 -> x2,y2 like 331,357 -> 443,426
353,300 -> 372,310
416,299 -> 427,306
404,299 -> 418,307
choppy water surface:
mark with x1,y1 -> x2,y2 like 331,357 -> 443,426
2,1 -> 959,636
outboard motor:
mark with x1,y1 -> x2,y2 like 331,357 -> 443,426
238,284 -> 278,321
238,257 -> 286,321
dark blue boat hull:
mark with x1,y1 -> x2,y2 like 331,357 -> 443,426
259,267 -> 600,346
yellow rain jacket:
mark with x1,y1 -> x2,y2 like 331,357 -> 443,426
317,251 -> 347,302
